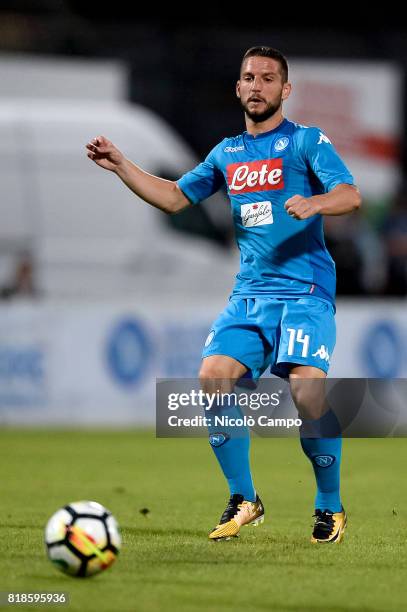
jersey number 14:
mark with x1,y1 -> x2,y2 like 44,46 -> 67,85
287,328 -> 310,357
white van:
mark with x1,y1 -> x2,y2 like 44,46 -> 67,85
0,57 -> 236,300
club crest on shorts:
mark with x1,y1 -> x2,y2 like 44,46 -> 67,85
313,454 -> 335,468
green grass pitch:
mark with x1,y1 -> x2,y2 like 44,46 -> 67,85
1,430 -> 406,611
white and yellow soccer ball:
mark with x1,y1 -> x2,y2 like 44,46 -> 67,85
45,501 -> 121,577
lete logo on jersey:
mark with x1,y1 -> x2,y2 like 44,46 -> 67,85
227,158 -> 284,195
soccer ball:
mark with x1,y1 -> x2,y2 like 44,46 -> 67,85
45,501 -> 121,577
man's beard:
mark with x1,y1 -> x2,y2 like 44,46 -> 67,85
240,97 -> 282,123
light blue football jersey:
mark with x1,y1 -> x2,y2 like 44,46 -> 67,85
177,119 -> 355,304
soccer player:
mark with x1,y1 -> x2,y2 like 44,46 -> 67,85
86,46 -> 361,544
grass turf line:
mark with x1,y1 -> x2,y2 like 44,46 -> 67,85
0,430 -> 406,611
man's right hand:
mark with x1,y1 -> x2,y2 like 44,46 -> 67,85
86,136 -> 125,172
85,135 -> 190,214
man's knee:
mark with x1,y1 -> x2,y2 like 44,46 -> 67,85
199,356 -> 246,394
290,381 -> 327,419
289,367 -> 327,419
199,363 -> 232,395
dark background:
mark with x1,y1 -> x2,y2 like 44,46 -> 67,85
1,1 -> 407,296
1,2 -> 406,164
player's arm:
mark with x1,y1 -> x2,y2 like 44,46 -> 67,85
285,184 -> 361,220
285,127 -> 362,220
86,136 -> 190,214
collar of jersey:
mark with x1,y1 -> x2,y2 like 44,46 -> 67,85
243,118 -> 288,141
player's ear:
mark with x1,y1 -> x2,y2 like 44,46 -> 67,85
282,82 -> 292,101
236,80 -> 241,99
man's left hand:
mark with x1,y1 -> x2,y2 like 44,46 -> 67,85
284,195 -> 321,220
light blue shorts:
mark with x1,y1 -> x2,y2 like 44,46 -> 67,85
202,296 -> 336,379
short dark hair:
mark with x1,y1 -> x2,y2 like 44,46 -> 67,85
241,46 -> 289,83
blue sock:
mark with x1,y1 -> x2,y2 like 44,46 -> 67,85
207,402 -> 256,502
300,410 -> 342,513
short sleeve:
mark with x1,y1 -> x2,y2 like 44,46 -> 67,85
177,144 -> 225,205
302,127 -> 355,192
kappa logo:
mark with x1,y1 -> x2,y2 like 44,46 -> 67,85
227,158 -> 284,195
274,136 -> 290,152
313,454 -> 335,468
312,345 -> 330,362
317,132 -> 332,145
209,432 -> 229,447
